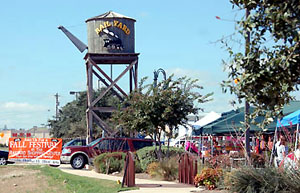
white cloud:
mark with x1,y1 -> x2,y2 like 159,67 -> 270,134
0,102 -> 51,129
166,67 -> 224,87
166,68 -> 205,82
138,11 -> 149,18
165,67 -> 238,114
1,102 -> 47,112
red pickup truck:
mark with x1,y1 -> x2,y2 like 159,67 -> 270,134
61,137 -> 156,169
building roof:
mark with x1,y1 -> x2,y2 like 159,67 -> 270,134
27,127 -> 50,133
282,101 -> 300,115
86,11 -> 136,22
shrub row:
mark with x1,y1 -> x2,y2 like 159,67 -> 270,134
93,146 -> 184,175
136,146 -> 184,172
94,152 -> 126,174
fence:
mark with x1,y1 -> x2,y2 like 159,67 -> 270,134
178,152 -> 197,185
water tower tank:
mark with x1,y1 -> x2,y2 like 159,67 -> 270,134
86,11 -> 135,54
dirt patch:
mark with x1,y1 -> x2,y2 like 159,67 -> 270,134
0,166 -> 54,193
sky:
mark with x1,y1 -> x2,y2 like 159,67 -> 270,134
0,0 -> 245,129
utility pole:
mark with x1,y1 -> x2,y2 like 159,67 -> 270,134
54,93 -> 60,121
245,7 -> 251,163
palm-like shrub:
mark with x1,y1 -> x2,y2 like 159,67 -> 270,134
228,166 -> 300,193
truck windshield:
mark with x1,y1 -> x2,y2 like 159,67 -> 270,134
87,138 -> 102,147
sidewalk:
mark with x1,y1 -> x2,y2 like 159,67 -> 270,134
59,165 -> 203,193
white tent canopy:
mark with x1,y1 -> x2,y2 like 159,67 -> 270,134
193,111 -> 221,127
169,111 -> 221,146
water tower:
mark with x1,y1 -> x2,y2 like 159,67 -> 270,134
59,11 -> 139,142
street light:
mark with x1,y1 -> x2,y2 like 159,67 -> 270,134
69,91 -> 81,100
153,68 -> 166,88
153,68 -> 167,142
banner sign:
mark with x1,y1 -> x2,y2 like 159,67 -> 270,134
8,138 -> 62,165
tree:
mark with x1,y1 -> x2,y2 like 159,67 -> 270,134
222,0 -> 300,126
49,89 -> 121,139
111,76 -> 212,158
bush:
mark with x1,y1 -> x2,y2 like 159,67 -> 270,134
194,168 -> 223,190
227,167 -> 300,193
136,146 -> 184,172
207,154 -> 231,169
135,159 -> 143,173
156,156 -> 179,181
146,156 -> 179,181
251,152 -> 265,168
146,162 -> 159,177
94,152 -> 126,174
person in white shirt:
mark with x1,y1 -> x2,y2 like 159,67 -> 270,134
275,137 -> 286,167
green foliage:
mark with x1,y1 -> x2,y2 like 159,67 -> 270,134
111,75 -> 212,156
228,167 -> 300,193
94,152 -> 126,174
136,146 -> 184,172
134,159 -> 143,173
147,157 -> 179,181
49,89 -> 121,139
194,168 -> 223,190
223,0 -> 300,127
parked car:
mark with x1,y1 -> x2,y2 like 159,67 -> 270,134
61,137 -> 156,169
63,138 -> 87,148
0,150 -> 14,165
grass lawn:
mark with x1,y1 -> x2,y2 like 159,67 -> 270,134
30,165 -> 136,193
1,165 -> 136,193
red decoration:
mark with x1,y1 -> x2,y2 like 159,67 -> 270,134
12,133 -> 17,137
19,133 -> 24,137
26,133 -> 31,137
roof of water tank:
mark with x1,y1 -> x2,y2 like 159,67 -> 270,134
86,11 -> 136,22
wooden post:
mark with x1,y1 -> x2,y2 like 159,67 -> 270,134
134,60 -> 138,89
122,152 -> 135,187
86,61 -> 93,143
129,68 -> 133,93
